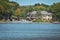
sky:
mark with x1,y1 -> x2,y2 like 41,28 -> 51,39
9,0 -> 60,6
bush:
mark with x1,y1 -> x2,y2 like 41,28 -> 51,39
32,19 -> 44,22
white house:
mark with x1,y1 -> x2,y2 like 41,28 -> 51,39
27,11 -> 37,20
41,11 -> 52,20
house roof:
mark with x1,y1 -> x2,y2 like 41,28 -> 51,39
31,11 -> 37,15
41,11 -> 52,15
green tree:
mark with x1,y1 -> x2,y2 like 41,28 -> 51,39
50,2 -> 60,21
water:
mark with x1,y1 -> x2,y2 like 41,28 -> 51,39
0,23 -> 60,40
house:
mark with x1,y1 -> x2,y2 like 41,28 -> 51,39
41,11 -> 52,21
27,11 -> 37,20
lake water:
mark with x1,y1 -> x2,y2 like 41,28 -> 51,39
0,23 -> 60,40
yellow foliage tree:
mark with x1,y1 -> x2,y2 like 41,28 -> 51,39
14,8 -> 21,16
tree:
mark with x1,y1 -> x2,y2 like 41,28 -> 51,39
0,0 -> 14,21
34,3 -> 40,6
50,2 -> 60,21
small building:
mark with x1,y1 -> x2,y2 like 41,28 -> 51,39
27,11 -> 37,20
41,11 -> 52,21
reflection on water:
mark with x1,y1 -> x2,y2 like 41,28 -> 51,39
0,23 -> 60,40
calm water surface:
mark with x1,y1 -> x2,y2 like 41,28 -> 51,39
0,23 -> 60,40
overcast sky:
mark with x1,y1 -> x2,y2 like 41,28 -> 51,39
9,0 -> 60,6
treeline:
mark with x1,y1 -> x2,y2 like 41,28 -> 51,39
0,0 -> 21,21
0,0 -> 60,21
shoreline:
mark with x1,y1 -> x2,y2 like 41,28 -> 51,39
0,21 -> 60,24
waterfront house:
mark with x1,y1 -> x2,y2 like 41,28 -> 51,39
27,11 -> 37,20
41,11 -> 52,21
